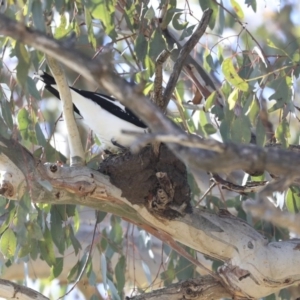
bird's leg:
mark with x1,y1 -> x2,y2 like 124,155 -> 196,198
111,139 -> 127,151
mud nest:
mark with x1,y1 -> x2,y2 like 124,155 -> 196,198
98,144 -> 192,219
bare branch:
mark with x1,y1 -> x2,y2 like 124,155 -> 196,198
46,56 -> 85,166
152,49 -> 171,109
211,174 -> 267,194
0,279 -> 49,300
0,136 -> 300,298
162,9 -> 213,110
128,277 -> 232,300
2,15 -> 300,198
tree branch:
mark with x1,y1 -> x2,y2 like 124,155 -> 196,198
128,276 -> 232,300
0,136 -> 300,298
2,14 -> 300,298
161,9 -> 213,110
0,279 -> 49,300
46,56 -> 85,166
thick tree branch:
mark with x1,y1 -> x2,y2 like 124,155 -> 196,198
1,12 -> 295,183
128,276 -> 232,300
0,279 -> 48,300
46,56 -> 85,166
2,14 -> 300,299
0,137 -> 300,298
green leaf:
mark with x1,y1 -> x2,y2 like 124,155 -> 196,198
286,186 -> 300,213
203,50 -> 214,72
220,119 -> 231,142
268,76 -> 292,113
1,98 -> 13,130
50,207 -> 65,255
88,0 -> 117,40
275,119 -> 290,148
52,205 -> 67,221
231,115 -> 251,144
266,39 -> 288,56
179,25 -> 195,40
222,58 -> 249,92
85,9 -> 97,50
148,29 -> 167,59
198,0 -> 218,29
162,7 -> 183,28
68,261 -> 80,281
109,216 -> 123,245
278,288 -> 291,300
135,34 -> 148,62
228,88 -> 239,110
39,225 -> 56,266
172,13 -> 188,30
175,255 -> 195,280
101,253 -> 108,290
203,123 -> 217,135
144,55 -> 155,78
115,256 -> 126,294
230,0 -> 244,19
26,221 -> 44,240
27,76 -> 41,100
247,96 -> 259,125
205,91 -> 217,110
17,107 -> 30,139
216,1 -> 225,35
29,237 -> 39,260
53,14 -> 72,39
73,209 -> 80,232
31,0 -> 46,32
245,0 -> 257,12
15,42 -> 30,87
0,228 -> 17,259
0,206 -> 15,235
144,6 -> 155,19
18,239 -> 32,258
50,257 -> 64,279
88,270 -> 97,286
54,0 -> 64,12
255,118 -> 266,147
67,225 -> 81,255
35,122 -> 47,146
66,205 -> 76,217
107,279 -> 121,300
161,260 -> 175,285
96,211 -> 107,224
238,51 -> 254,80
123,2 -> 135,32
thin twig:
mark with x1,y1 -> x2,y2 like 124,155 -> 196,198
46,56 -> 85,166
195,182 -> 216,207
59,214 -> 99,299
152,49 -> 171,109
162,8 -> 213,111
211,174 -> 268,194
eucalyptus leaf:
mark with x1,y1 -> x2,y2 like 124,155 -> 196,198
15,42 -> 30,87
0,228 -> 17,259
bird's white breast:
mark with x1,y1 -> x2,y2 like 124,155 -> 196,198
69,88 -> 145,151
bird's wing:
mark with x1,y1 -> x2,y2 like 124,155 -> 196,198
36,72 -> 147,129
71,88 -> 147,128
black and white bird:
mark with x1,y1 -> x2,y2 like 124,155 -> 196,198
36,72 -> 147,151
